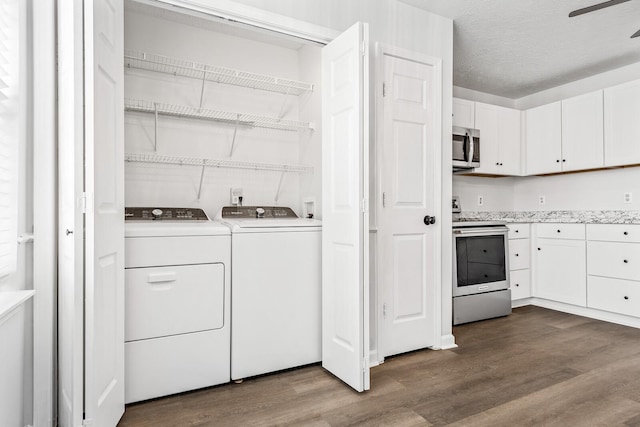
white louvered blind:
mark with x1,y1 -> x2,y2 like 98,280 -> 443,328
0,0 -> 19,280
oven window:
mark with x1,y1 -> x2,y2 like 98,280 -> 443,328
456,235 -> 506,286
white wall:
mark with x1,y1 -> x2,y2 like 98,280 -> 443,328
124,9 -> 322,218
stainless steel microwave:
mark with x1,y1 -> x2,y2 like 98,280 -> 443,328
452,126 -> 480,171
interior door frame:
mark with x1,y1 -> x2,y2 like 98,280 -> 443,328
374,43 -> 443,361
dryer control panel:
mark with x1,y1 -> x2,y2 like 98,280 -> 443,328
125,207 -> 209,221
220,206 -> 298,219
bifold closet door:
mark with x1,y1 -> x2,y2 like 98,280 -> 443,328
321,21 -> 371,393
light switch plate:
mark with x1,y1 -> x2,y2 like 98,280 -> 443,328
624,192 -> 633,204
538,195 -> 546,205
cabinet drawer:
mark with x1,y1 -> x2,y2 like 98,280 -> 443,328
125,263 -> 226,341
510,269 -> 531,300
587,241 -> 640,281
508,223 -> 530,239
587,276 -> 640,318
509,239 -> 530,270
125,235 -> 230,268
587,224 -> 640,243
125,329 -> 230,403
536,223 -> 585,240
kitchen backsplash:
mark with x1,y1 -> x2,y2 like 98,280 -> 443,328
453,166 -> 640,212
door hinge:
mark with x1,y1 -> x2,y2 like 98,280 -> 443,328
361,198 -> 368,213
382,192 -> 386,208
361,40 -> 366,56
382,82 -> 386,98
83,419 -> 93,427
81,192 -> 88,213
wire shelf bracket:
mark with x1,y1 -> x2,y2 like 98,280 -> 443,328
125,50 -> 314,96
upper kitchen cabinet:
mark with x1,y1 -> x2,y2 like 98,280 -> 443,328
452,97 -> 475,128
561,90 -> 604,172
604,78 -> 640,167
472,102 -> 521,176
525,102 -> 562,175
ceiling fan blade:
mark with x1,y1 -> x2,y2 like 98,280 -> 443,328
632,28 -> 640,38
569,0 -> 631,17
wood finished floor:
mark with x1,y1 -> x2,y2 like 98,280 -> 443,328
118,306 -> 640,426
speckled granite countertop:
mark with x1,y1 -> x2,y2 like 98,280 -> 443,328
456,211 -> 640,224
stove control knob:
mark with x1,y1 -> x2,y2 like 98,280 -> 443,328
151,208 -> 163,219
256,208 -> 265,218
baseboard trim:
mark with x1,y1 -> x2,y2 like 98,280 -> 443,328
514,298 -> 640,329
437,334 -> 458,350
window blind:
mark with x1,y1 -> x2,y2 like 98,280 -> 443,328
0,0 -> 19,280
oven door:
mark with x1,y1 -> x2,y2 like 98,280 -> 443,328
453,226 -> 509,297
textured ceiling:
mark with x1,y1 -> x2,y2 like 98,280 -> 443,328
402,0 -> 640,98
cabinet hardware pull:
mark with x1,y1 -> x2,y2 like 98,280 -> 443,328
624,296 -> 629,300
624,259 -> 629,263
556,159 -> 560,163
515,230 -> 519,233
515,283 -> 520,287
537,247 -> 541,251
515,253 -> 519,257
562,159 -> 566,162
557,229 -> 561,233
624,231 -> 629,236
496,162 -> 499,165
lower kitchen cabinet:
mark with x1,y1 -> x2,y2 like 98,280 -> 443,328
510,269 -> 531,300
507,223 -> 531,301
586,224 -> 640,318
533,224 -> 586,307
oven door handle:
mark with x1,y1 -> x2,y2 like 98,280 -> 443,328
453,226 -> 509,235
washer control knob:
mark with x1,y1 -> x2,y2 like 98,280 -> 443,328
256,207 -> 265,218
151,208 -> 163,219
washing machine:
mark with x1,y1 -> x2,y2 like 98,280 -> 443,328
124,207 -> 230,403
216,206 -> 322,380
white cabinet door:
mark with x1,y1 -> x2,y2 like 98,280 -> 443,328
322,22 -> 370,393
562,90 -> 604,172
473,103 -> 520,175
604,78 -> 640,167
378,47 -> 440,358
525,102 -> 562,175
473,102 -> 500,174
83,0 -> 125,426
534,238 -> 586,307
452,97 -> 475,128
499,107 -> 521,175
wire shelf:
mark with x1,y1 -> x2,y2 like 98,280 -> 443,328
125,152 -> 314,174
124,98 -> 314,132
124,50 -> 314,96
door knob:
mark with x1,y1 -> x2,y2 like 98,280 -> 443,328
423,215 -> 436,225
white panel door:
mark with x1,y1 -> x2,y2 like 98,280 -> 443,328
84,0 -> 125,426
57,0 -> 85,424
534,238 -> 586,307
525,102 -> 562,175
452,97 -> 475,128
604,78 -> 640,167
562,90 -> 604,172
378,50 -> 440,357
321,22 -> 370,392
498,107 -> 521,176
473,102 -> 500,174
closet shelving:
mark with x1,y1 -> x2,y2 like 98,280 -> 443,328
124,50 -> 314,96
125,152 -> 313,201
124,99 -> 314,132
124,49 -> 315,202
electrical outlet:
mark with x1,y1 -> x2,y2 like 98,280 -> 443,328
624,192 -> 633,204
538,195 -> 546,205
477,195 -> 484,206
230,188 -> 243,205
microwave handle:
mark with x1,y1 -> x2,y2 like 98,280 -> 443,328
467,132 -> 474,162
463,132 -> 470,161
